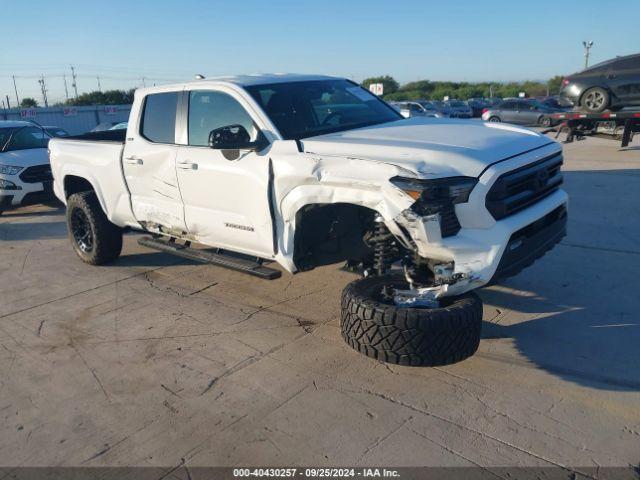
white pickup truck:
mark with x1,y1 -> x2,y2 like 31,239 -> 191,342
49,74 -> 567,366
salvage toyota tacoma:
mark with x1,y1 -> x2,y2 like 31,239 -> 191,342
49,74 -> 567,366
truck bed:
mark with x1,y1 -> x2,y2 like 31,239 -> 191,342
66,129 -> 126,143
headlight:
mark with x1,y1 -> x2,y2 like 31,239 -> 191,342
390,176 -> 477,204
390,176 -> 478,238
0,165 -> 23,175
0,178 -> 21,190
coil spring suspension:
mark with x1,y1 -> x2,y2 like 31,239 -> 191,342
371,220 -> 395,276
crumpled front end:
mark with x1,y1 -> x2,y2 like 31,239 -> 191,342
389,143 -> 568,298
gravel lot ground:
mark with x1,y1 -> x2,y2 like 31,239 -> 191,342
0,133 -> 638,474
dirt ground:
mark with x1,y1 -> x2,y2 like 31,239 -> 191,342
1,134 -> 639,474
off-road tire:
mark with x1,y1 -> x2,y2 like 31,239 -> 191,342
66,191 -> 122,265
340,274 -> 483,366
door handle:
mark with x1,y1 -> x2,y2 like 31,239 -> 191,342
177,161 -> 198,170
124,156 -> 143,165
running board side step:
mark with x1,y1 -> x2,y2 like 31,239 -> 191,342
137,236 -> 281,280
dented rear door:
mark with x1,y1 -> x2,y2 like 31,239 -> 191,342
123,90 -> 187,233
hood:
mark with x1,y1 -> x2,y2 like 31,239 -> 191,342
0,148 -> 49,168
300,118 -> 555,178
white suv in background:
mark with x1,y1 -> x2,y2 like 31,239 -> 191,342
0,121 -> 53,214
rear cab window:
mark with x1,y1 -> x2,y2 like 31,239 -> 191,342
140,92 -> 179,143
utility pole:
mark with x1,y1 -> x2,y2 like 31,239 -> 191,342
70,65 -> 79,98
141,76 -> 147,88
5,95 -> 10,110
12,75 -> 20,106
38,75 -> 49,107
583,41 -> 594,69
97,76 -> 102,92
63,75 -> 69,101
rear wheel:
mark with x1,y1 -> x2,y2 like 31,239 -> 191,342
66,191 -> 122,265
488,116 -> 501,122
340,274 -> 483,366
581,87 -> 610,113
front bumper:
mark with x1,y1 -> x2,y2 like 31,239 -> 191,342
0,174 -> 55,210
393,143 -> 568,297
489,204 -> 566,283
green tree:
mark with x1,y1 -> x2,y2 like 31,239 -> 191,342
547,75 -> 564,95
66,89 -> 135,106
20,98 -> 38,108
361,76 -> 399,96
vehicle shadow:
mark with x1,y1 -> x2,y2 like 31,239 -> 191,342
479,287 -> 640,392
475,168 -> 640,392
0,221 -> 67,240
0,208 -> 64,219
116,251 -> 201,267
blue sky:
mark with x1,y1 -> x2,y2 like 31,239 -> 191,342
2,0 -> 639,105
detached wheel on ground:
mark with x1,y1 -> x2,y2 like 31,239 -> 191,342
66,191 -> 122,265
340,274 -> 483,366
581,87 -> 610,113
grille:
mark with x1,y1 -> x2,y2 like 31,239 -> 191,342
439,204 -> 461,237
486,153 -> 563,220
19,164 -> 53,184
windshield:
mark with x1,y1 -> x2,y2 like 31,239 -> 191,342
245,79 -> 401,140
0,126 -> 50,152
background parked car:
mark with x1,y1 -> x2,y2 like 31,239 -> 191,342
559,52 -> 640,112
420,100 -> 450,117
466,98 -> 487,117
389,101 -> 437,118
0,121 -> 53,214
43,126 -> 70,137
481,99 -> 562,126
444,99 -> 473,118
109,122 -> 129,130
90,122 -> 120,132
416,101 -> 450,117
537,96 -> 569,111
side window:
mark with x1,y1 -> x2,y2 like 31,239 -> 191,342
501,101 -> 515,110
140,92 -> 179,143
188,90 -> 257,147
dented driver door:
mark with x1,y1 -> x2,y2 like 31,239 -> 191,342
123,90 -> 187,233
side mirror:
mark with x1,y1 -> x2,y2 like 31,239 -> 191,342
208,124 -> 268,151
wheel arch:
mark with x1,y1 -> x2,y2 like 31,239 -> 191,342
275,183 -> 414,271
62,173 -> 109,219
291,202 -> 379,271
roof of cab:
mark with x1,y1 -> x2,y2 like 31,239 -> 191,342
137,73 -> 342,95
